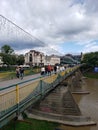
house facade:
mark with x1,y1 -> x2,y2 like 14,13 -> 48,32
0,56 -> 3,66
25,50 -> 60,66
25,50 -> 45,66
45,55 -> 60,66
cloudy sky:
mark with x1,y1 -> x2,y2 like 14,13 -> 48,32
0,0 -> 98,55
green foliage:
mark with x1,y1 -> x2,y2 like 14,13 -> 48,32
0,44 -> 25,65
17,54 -> 25,65
1,44 -> 14,54
82,52 -> 98,67
2,118 -> 59,130
1,53 -> 17,65
83,69 -> 98,79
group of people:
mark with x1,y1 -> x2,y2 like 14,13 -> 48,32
16,66 -> 24,79
16,64 -> 65,79
41,64 -> 57,76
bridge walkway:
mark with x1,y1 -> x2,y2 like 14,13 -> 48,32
0,65 -> 89,128
0,73 -> 41,89
0,66 -> 76,128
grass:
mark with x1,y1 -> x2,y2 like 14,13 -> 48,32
1,118 -> 59,130
83,69 -> 98,79
0,68 -> 40,81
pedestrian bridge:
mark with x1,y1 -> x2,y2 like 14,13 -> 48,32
0,65 -> 81,128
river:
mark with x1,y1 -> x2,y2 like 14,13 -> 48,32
60,77 -> 98,130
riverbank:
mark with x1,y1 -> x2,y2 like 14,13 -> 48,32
1,117 -> 59,130
83,69 -> 98,79
60,77 -> 98,130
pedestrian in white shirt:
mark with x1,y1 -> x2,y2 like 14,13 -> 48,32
41,66 -> 45,75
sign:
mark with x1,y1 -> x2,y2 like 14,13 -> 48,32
94,67 -> 98,72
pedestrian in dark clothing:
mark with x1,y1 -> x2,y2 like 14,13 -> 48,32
19,67 -> 24,79
54,65 -> 57,74
16,66 -> 20,78
47,64 -> 51,76
45,66 -> 48,75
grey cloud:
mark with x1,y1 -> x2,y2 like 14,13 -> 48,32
0,0 -> 98,54
84,0 -> 98,14
0,15 -> 45,51
55,19 -> 91,37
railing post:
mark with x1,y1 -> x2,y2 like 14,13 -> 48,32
16,85 -> 19,116
40,77 -> 43,97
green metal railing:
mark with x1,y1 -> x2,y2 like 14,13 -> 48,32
0,65 -> 79,128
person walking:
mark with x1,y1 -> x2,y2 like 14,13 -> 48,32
47,64 -> 51,76
41,66 -> 45,76
16,66 -> 20,78
54,65 -> 57,74
45,65 -> 48,75
19,66 -> 24,79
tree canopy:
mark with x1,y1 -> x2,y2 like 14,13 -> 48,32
1,44 -> 14,54
82,52 -> 98,67
0,45 -> 24,65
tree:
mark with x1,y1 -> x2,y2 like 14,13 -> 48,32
0,45 -> 25,66
82,52 -> 98,67
0,45 -> 15,65
17,54 -> 25,65
1,44 -> 14,54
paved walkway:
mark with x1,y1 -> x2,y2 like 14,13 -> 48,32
0,73 -> 41,89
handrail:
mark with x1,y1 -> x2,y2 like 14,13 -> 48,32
0,76 -> 42,91
0,65 -> 80,128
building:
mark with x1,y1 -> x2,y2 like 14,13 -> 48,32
0,56 -> 3,66
45,55 -> 60,66
25,50 -> 45,66
25,50 -> 60,66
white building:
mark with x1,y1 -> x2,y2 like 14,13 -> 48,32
25,50 -> 60,66
25,50 -> 45,66
0,56 -> 3,66
45,55 -> 60,66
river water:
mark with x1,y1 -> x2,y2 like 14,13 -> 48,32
60,77 -> 98,130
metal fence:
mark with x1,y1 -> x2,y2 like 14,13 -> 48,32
0,65 -> 79,128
